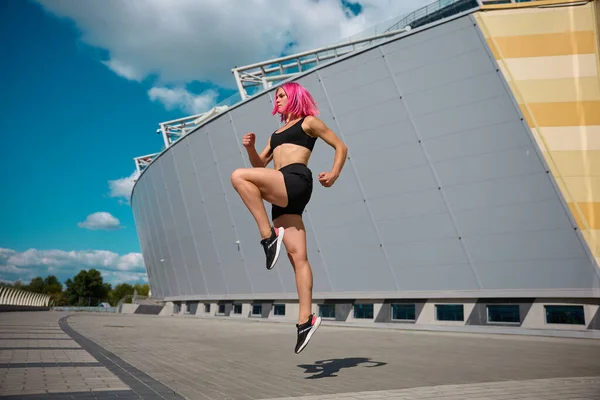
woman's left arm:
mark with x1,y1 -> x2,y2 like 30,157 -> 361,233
305,116 -> 348,187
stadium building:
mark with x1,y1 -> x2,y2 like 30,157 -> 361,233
129,0 -> 600,335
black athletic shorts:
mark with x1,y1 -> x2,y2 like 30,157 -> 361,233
272,163 -> 313,221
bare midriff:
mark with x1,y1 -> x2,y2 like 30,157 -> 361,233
272,120 -> 315,170
273,144 -> 312,170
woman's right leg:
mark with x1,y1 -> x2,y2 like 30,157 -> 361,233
230,167 -> 288,239
231,167 -> 288,270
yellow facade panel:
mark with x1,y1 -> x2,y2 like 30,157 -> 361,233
486,38 -> 501,59
502,54 -> 598,81
527,101 -> 600,127
508,77 -> 600,104
520,105 -> 535,127
529,128 -> 546,150
492,31 -> 596,59
476,6 -> 594,37
497,60 -> 512,82
562,176 -> 600,202
532,126 -> 600,151
577,202 -> 600,229
568,202 -> 587,229
549,150 -> 600,177
582,230 -> 600,255
481,0 -> 594,11
542,126 -> 600,151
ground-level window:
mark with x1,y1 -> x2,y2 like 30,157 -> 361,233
354,304 -> 373,319
391,304 -> 416,321
487,305 -> 520,323
545,305 -> 585,325
319,304 -> 335,318
273,304 -> 285,315
436,304 -> 463,321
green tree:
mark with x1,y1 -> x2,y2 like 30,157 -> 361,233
64,269 -> 111,306
44,275 -> 63,294
24,275 -> 63,295
133,283 -> 150,296
27,277 -> 45,293
109,283 -> 135,306
11,280 -> 24,289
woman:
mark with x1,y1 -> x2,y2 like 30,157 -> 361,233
230,81 -> 348,354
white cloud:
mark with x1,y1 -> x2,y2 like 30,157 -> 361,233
6,249 -> 143,271
0,278 -> 31,286
108,170 -> 139,205
0,248 -> 147,286
102,58 -> 145,81
148,86 -> 218,114
34,0 -> 431,90
103,270 -> 149,284
0,264 -> 30,275
78,212 -> 122,231
116,253 -> 144,271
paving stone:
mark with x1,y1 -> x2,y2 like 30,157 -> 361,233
3,312 -> 600,400
57,312 -> 600,400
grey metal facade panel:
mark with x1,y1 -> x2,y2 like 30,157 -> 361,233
130,192 -> 156,295
442,172 -> 560,212
383,16 -> 480,75
159,151 -> 194,296
170,143 -> 208,295
130,13 -> 600,301
423,119 -> 532,164
133,194 -> 158,296
394,48 -> 494,97
474,258 -> 599,290
184,129 -> 228,295
148,156 -> 181,297
138,180 -> 166,298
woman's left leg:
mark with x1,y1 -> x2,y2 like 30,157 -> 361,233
274,213 -> 321,354
274,214 -> 313,323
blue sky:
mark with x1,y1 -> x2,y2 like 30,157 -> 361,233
0,0 -> 428,288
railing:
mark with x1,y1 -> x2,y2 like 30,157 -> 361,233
385,0 -> 481,33
231,27 -> 411,101
132,105 -> 233,180
156,105 -> 229,149
52,306 -> 117,313
0,286 -> 51,309
134,153 -> 159,177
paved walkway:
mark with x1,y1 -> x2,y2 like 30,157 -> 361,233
1,312 -> 599,399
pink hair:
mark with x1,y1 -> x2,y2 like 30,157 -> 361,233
272,82 -> 319,122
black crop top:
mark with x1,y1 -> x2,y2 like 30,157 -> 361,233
270,117 -> 317,153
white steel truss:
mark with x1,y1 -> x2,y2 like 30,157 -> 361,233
231,27 -> 412,100
134,153 -> 159,177
157,105 -> 229,149
133,105 -> 229,180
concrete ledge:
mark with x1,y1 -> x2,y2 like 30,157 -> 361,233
118,304 -> 139,314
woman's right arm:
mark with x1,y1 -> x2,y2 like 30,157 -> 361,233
247,137 -> 273,168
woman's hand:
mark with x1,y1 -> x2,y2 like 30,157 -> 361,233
318,171 -> 339,187
242,133 -> 256,149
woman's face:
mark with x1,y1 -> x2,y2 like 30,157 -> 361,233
276,88 -> 288,112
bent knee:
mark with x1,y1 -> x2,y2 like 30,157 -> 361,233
287,251 -> 308,266
230,168 -> 246,186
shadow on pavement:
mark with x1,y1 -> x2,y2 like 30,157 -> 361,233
297,357 -> 387,379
